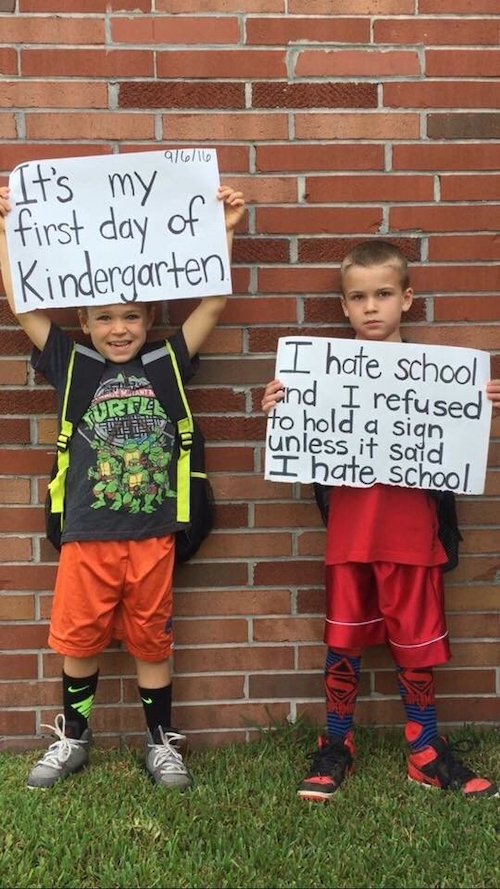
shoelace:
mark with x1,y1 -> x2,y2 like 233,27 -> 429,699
311,739 -> 351,777
35,714 -> 81,768
149,728 -> 188,775
434,739 -> 478,788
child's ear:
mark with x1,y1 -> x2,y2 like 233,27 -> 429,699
402,288 -> 414,313
340,295 -> 350,317
78,308 -> 90,333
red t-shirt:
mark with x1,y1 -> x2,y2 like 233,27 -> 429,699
325,483 -> 447,567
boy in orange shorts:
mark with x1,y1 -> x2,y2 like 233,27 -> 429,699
0,182 -> 245,790
262,240 -> 500,801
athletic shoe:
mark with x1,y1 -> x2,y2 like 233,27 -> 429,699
297,732 -> 355,802
145,727 -> 193,790
408,736 -> 499,798
27,713 -> 92,789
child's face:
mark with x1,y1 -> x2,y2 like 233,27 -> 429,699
78,303 -> 154,362
340,262 -> 413,342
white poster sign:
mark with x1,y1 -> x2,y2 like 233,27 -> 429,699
6,148 -> 231,312
264,337 -> 492,495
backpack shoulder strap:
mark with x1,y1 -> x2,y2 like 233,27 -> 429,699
49,344 -> 105,515
141,341 -> 193,523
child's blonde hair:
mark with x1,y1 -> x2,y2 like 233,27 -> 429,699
340,240 -> 410,292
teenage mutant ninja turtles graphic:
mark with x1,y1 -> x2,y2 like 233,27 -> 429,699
82,369 -> 176,516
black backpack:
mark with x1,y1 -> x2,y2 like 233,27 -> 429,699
313,482 -> 461,573
45,338 -> 215,564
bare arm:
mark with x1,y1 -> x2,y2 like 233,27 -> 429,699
0,187 -> 51,351
182,185 -> 245,359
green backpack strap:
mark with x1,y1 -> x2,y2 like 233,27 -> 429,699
141,341 -> 193,524
48,344 -> 105,524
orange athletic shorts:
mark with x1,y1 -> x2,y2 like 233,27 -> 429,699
49,536 -> 175,662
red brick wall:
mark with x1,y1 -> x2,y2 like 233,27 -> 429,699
0,1 -> 499,750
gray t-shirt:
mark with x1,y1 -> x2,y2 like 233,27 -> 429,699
33,323 -> 197,544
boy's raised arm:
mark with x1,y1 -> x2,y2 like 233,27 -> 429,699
0,187 -> 51,352
181,185 -> 245,359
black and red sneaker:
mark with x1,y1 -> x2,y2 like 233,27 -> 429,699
408,736 -> 499,798
297,732 -> 355,803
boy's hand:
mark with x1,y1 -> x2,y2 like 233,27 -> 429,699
486,380 -> 500,409
0,186 -> 11,235
218,185 -> 245,232
261,379 -> 285,415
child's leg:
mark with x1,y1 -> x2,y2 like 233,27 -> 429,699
396,665 -> 438,751
136,658 -> 192,791
325,647 -> 362,741
297,647 -> 360,803
136,658 -> 172,734
63,655 -> 99,739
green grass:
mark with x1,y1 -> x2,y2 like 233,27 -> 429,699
1,722 -> 498,889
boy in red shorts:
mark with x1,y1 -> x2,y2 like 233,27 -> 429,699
262,240 -> 500,801
0,182 -> 245,790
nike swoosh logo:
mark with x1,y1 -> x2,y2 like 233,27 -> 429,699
68,685 -> 90,694
141,697 -> 153,705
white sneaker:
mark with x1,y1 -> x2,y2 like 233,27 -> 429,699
27,714 -> 92,789
145,727 -> 193,790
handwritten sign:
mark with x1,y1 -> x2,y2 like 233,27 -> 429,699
264,337 -> 492,495
6,149 -> 231,312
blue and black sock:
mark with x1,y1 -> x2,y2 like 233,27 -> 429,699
397,666 -> 439,752
324,648 -> 362,741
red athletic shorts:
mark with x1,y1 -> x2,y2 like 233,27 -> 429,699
49,536 -> 175,662
324,562 -> 451,668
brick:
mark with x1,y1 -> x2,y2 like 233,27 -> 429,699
206,448 -> 254,473
412,265 -> 499,293
390,205 -> 499,234
299,236 -> 421,264
171,675 -> 245,702
246,17 -> 370,45
220,296 -> 298,323
258,143 -> 384,172
254,559 -> 324,587
305,175 -> 434,203
420,0 -> 500,12
0,653 -> 37,680
249,671 -> 322,699
26,113 -> 156,141
174,646 -> 294,673
257,206 -> 382,234
0,389 -> 55,413
19,0 -> 108,8
233,238 -> 290,264
2,81 -> 108,109
21,49 -> 154,78
426,50 -> 500,79
385,82 -> 500,109
374,18 -> 498,46
253,616 -> 323,643
203,532 -> 292,559
0,114 -> 17,139
176,589 -> 291,618
0,360 -> 28,385
459,531 -> 500,556
0,48 -> 17,75
257,267 -> 339,294
0,144 -> 112,174
111,16 -> 240,45
434,296 -> 500,323
0,16 -> 105,44
158,0 -> 283,9
440,176 -> 500,202
393,144 -> 500,171
252,82 -> 377,109
0,710 -> 36,735
0,539 -> 33,562
290,0 -> 414,10
296,48 -> 420,78
157,49 -> 287,80
0,478 -> 31,504
296,113 -> 420,140
0,419 -> 31,444
254,502 -> 320,528
175,618 -> 248,646
162,112 -> 288,142
428,114 -> 500,140
175,701 -> 291,732
119,82 -> 245,109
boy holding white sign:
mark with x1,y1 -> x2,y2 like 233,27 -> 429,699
0,182 -> 245,791
262,240 -> 500,800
